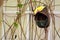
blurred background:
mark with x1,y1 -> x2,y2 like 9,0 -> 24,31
0,0 -> 60,40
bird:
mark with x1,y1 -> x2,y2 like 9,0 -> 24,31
34,5 -> 50,28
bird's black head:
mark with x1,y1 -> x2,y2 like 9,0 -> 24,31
34,12 -> 49,28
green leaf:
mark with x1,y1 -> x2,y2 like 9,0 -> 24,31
0,19 -> 2,23
32,0 -> 34,1
13,22 -> 18,28
32,0 -> 36,2
16,12 -> 21,15
16,12 -> 19,15
17,3 -> 23,8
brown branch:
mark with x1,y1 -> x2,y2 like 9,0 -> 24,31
30,0 -> 33,11
0,11 -> 21,40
